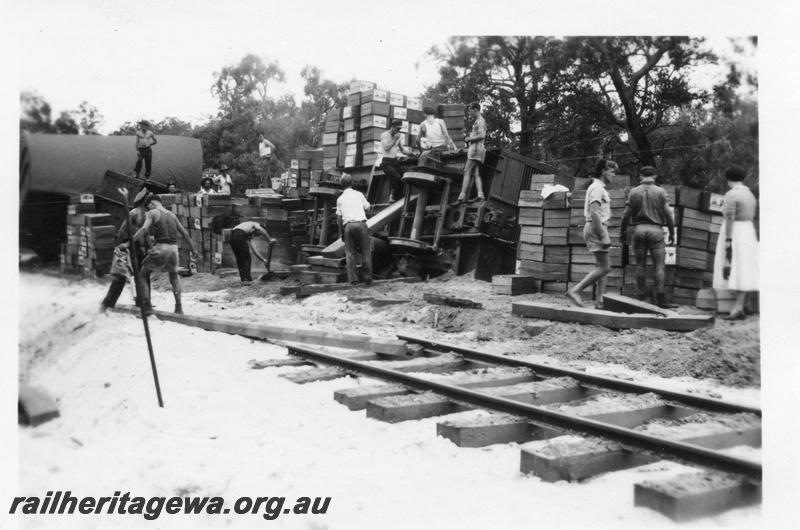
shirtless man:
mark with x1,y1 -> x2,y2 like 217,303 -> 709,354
133,193 -> 197,314
229,221 -> 276,284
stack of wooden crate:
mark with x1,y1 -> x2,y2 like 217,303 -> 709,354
517,181 -> 724,305
60,201 -> 115,278
438,104 -> 467,150
324,81 -> 427,171
295,149 -> 324,193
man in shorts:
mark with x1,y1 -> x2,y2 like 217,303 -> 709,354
620,166 -> 677,309
566,159 -> 618,309
133,193 -> 197,314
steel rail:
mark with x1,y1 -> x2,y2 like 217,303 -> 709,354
286,343 -> 762,481
397,334 -> 761,417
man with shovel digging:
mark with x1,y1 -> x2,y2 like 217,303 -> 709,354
229,221 -> 277,285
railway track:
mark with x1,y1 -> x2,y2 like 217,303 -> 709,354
113,305 -> 761,521
280,333 -> 762,521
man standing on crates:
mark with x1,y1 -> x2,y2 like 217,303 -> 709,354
336,174 -> 373,285
566,159 -> 618,309
620,166 -> 678,309
133,120 -> 157,180
258,133 -> 276,187
133,194 -> 197,315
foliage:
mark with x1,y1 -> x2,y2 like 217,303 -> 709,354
424,36 -> 565,156
20,93 -> 102,135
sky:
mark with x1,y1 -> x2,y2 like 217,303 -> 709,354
7,0 -> 759,135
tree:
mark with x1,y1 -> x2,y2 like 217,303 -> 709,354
299,66 -> 349,147
561,37 -> 714,167
20,93 -> 103,135
20,92 -> 56,134
212,54 -> 285,123
75,101 -> 104,135
111,117 -> 195,136
425,37 -> 564,156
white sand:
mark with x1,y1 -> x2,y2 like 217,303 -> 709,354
10,273 -> 763,528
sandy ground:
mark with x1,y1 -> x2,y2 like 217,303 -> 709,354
11,270 -> 764,529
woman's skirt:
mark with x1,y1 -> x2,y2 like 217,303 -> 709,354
713,220 -> 759,291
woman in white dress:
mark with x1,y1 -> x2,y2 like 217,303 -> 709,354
712,166 -> 759,320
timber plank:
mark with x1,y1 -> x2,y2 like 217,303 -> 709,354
511,301 -> 714,331
602,293 -> 674,317
423,293 -> 482,309
297,276 -> 422,297
112,305 -> 408,355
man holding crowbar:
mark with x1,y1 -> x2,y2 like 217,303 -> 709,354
117,187 -> 168,408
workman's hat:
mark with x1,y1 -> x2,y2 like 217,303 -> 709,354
218,164 -> 230,171
390,119 -> 403,128
201,176 -> 214,186
639,166 -> 658,179
133,188 -> 150,206
423,106 -> 436,116
138,119 -> 152,128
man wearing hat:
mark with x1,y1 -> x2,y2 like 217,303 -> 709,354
379,120 -> 414,202
133,193 -> 198,315
213,164 -> 233,195
620,166 -> 677,309
134,120 -> 157,180
99,187 -> 152,313
416,107 -> 456,153
199,174 -> 216,195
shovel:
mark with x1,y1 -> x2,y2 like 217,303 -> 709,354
259,240 -> 275,281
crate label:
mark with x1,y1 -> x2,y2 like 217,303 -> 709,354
344,155 -> 356,167
371,89 -> 388,103
80,193 -> 94,204
67,205 -> 77,215
288,177 -> 297,188
194,218 -> 201,230
342,106 -> 354,119
80,236 -> 88,247
400,121 -> 409,134
290,159 -> 299,169
392,107 -> 408,120
349,80 -> 375,94
66,226 -> 73,236
78,246 -> 87,256
346,144 -> 358,156
411,123 -> 420,136
345,131 -> 358,143
664,246 -> 676,265
78,255 -> 86,266
406,97 -> 422,111
214,252 -> 222,265
390,93 -> 405,107
363,115 -> 387,129
707,193 -> 725,213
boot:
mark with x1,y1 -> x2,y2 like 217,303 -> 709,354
174,304 -> 183,315
656,293 -> 678,309
142,299 -> 155,316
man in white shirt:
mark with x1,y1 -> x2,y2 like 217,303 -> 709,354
213,164 -> 233,195
258,133 -> 276,187
336,174 -> 372,285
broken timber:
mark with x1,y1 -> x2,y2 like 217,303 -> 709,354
295,276 -> 422,297
511,301 -> 714,331
112,305 -> 407,355
423,293 -> 483,309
